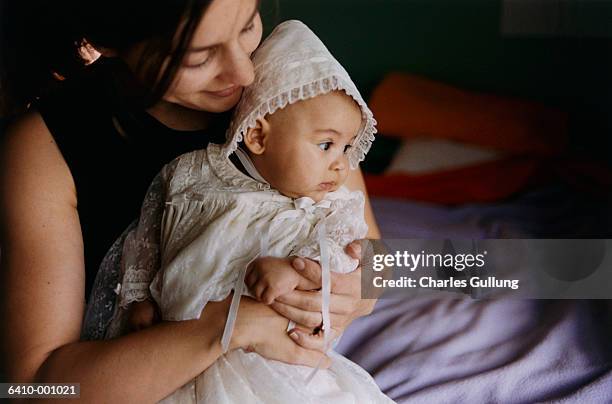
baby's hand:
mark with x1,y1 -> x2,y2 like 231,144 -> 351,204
245,257 -> 309,305
125,299 -> 160,332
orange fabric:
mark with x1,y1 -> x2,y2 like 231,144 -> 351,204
365,155 -> 612,204
364,157 -> 545,205
369,73 -> 568,156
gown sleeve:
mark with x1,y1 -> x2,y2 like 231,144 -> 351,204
117,161 -> 177,308
294,188 -> 369,274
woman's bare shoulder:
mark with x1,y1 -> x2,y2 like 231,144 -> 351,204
1,111 -> 85,382
1,110 -> 76,208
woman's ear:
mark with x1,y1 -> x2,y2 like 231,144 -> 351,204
86,40 -> 117,58
243,117 -> 271,155
96,47 -> 118,58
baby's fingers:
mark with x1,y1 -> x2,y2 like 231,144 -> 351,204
252,282 -> 267,302
345,240 -> 362,260
261,286 -> 282,305
245,269 -> 259,290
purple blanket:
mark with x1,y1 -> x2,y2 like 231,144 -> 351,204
337,192 -> 612,403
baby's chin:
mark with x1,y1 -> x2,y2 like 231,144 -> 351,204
278,189 -> 334,203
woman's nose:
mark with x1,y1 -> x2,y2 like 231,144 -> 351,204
219,42 -> 255,87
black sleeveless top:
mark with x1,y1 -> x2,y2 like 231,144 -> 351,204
35,57 -> 230,299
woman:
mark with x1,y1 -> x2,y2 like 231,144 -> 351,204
0,0 -> 381,402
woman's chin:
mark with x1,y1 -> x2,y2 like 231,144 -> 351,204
194,90 -> 243,113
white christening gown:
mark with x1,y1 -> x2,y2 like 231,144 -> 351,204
108,143 -> 393,404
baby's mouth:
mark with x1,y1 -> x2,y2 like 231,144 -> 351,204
318,182 -> 336,191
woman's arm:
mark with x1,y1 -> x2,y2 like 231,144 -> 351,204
344,167 -> 381,239
0,112 -> 326,403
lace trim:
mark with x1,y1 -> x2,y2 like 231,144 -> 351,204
167,151 -> 196,197
223,75 -> 377,170
123,266 -> 156,280
116,169 -> 167,309
117,263 -> 159,309
119,288 -> 151,307
81,221 -> 137,340
207,144 -> 272,191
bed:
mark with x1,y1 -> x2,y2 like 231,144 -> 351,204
335,192 -> 612,403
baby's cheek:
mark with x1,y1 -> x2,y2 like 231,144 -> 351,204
338,170 -> 349,186
296,170 -> 318,190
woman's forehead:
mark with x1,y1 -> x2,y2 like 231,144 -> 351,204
188,0 -> 259,52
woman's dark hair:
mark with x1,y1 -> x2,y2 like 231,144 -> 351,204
0,0 -> 213,115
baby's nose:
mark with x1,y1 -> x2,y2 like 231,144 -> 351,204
330,157 -> 346,171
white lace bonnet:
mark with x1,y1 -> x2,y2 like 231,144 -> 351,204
223,20 -> 377,169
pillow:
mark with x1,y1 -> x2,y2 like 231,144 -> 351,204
364,156 -> 545,205
386,138 -> 502,174
369,73 -> 568,156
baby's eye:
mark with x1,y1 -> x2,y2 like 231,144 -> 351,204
318,142 -> 332,151
343,144 -> 353,154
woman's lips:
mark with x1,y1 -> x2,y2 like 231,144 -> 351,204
206,85 -> 241,98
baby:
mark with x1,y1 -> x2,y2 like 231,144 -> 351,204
109,20 -> 390,403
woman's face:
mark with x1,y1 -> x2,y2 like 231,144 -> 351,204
130,0 -> 263,113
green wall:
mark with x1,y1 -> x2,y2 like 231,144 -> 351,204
262,0 -> 612,162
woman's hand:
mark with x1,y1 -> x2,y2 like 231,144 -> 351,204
269,241 -> 376,343
217,296 -> 331,368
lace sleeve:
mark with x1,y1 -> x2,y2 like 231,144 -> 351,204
294,190 -> 368,274
117,163 -> 174,308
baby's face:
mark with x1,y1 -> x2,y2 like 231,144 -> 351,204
248,91 -> 362,202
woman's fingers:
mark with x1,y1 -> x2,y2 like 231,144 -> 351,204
288,328 -> 324,351
288,328 -> 337,354
291,257 -> 321,287
250,331 -> 331,368
275,290 -> 353,315
271,300 -> 348,330
329,267 -> 361,296
295,274 -> 320,291
291,257 -> 346,292
270,300 -> 322,328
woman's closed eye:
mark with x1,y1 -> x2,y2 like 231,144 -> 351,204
187,49 -> 216,69
242,20 -> 256,34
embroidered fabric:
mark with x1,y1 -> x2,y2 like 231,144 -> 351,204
88,146 -> 389,402
221,195 -> 335,353
150,144 -> 367,323
223,20 -> 377,169
81,220 -> 136,340
146,144 -> 390,402
117,160 -> 178,308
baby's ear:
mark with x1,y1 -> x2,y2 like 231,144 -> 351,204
243,117 -> 270,155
